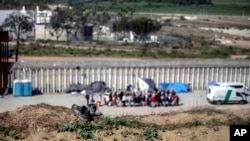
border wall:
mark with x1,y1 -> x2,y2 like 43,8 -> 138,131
0,31 -> 9,95
9,59 -> 250,93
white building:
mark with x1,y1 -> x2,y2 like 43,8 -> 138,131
36,6 -> 52,25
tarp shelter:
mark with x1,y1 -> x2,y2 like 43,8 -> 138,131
90,81 -> 106,93
66,81 -> 108,95
138,78 -> 156,92
81,81 -> 109,95
65,82 -> 84,93
160,82 -> 189,93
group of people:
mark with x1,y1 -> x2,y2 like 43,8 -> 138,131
88,89 -> 180,108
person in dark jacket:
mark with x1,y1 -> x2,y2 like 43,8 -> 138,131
85,93 -> 90,106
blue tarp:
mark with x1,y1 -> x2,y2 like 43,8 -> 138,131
159,83 -> 169,90
208,81 -> 216,86
160,82 -> 189,93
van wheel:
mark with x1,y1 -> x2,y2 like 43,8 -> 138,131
216,101 -> 222,105
239,100 -> 245,104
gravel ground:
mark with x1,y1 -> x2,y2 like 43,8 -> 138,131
1,90 -> 250,118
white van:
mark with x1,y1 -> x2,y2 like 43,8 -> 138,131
207,86 -> 247,104
210,82 -> 245,93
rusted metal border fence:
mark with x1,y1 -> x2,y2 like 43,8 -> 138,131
0,31 -> 9,95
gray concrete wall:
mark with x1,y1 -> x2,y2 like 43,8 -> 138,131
9,59 -> 250,93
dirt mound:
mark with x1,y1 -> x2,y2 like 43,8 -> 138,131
0,103 -> 77,135
0,104 -> 249,141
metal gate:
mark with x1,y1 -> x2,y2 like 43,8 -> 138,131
0,31 -> 9,95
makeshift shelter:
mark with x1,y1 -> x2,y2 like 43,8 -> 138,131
160,82 -> 189,93
90,81 -> 106,93
138,78 -> 156,92
65,82 -> 85,93
65,81 -> 109,95
80,81 -> 110,95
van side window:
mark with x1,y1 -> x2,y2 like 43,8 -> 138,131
231,85 -> 243,89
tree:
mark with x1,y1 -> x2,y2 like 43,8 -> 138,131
49,7 -> 68,41
85,0 -> 111,41
49,7 -> 88,41
130,17 -> 161,36
0,0 -> 49,9
64,7 -> 87,41
112,17 -> 130,33
1,11 -> 33,62
112,17 -> 161,37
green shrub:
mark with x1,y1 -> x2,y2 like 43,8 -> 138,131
142,124 -> 159,140
58,121 -> 102,140
239,117 -> 250,125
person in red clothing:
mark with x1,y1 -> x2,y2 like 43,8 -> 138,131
151,92 -> 157,108
167,91 -> 172,106
172,91 -> 179,106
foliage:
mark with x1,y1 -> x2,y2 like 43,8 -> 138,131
0,0 -> 49,9
112,17 -> 130,32
0,136 -> 6,141
142,124 -> 159,140
8,130 -> 24,140
185,119 -> 203,127
1,11 -> 33,62
64,7 -> 87,41
82,0 -> 112,41
87,0 -> 213,5
239,117 -> 250,125
184,37 -> 194,49
130,17 -> 162,36
189,132 -> 197,141
103,117 -> 142,129
82,1 -> 250,16
49,7 -> 68,41
58,121 -> 102,140
112,17 -> 161,36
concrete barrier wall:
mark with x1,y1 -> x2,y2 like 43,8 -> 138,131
10,60 -> 250,93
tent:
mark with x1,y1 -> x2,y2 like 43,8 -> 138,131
138,78 -> 156,92
90,81 -> 106,93
65,82 -> 85,93
81,81 -> 110,95
66,81 -> 109,95
160,82 -> 189,93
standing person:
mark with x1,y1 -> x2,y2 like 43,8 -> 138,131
85,93 -> 90,106
140,92 -> 146,106
127,92 -> 132,107
108,93 -> 113,106
146,91 -> 151,106
151,92 -> 157,108
117,91 -> 124,107
89,94 -> 95,104
112,92 -> 117,106
162,91 -> 168,107
104,94 -> 109,105
122,92 -> 127,107
157,91 -> 163,106
167,90 -> 172,106
172,91 -> 179,106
